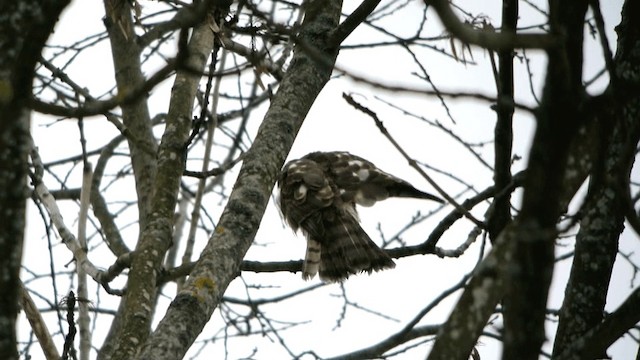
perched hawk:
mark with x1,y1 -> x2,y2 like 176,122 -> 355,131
277,151 -> 443,282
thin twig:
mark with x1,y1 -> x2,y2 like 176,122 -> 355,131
342,93 -> 486,229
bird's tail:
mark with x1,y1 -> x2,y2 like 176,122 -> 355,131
302,239 -> 322,280
317,215 -> 395,283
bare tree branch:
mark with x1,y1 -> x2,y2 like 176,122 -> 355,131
107,6 -> 223,358
19,283 -> 60,360
330,0 -> 382,45
424,0 -> 558,50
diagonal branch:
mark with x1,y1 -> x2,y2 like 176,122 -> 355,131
342,93 -> 486,229
326,274 -> 470,360
330,0 -> 382,45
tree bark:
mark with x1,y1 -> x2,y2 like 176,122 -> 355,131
502,1 -> 588,358
553,0 -> 640,356
105,6 -> 222,359
134,0 -> 343,358
0,1 -> 70,359
103,0 -> 158,230
488,0 -> 517,242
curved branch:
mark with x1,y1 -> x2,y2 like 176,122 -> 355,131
424,0 -> 558,50
326,274 -> 470,360
91,135 -> 130,256
30,61 -> 175,118
29,141 -> 114,287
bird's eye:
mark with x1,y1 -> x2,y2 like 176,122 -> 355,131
294,184 -> 307,200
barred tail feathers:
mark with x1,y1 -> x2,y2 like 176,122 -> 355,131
302,239 -> 322,280
318,214 -> 395,282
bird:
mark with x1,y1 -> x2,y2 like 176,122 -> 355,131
277,151 -> 443,282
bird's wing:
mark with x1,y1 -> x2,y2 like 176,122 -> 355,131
304,151 -> 443,206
